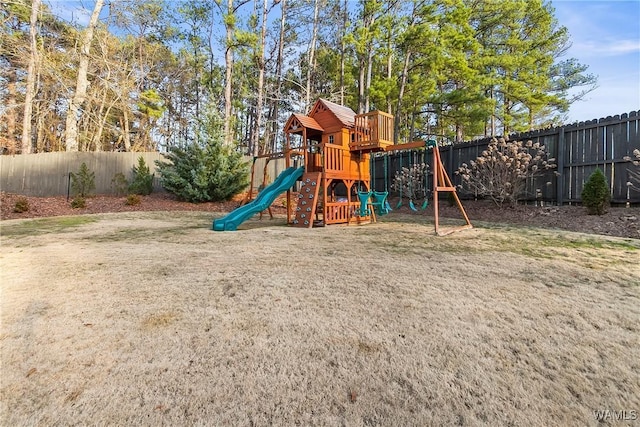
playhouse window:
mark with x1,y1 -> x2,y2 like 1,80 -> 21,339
329,135 -> 334,144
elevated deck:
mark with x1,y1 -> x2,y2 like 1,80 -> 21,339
349,110 -> 395,153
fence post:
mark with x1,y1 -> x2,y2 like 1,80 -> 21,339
556,127 -> 565,205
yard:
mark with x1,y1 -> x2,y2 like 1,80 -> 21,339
1,211 -> 639,426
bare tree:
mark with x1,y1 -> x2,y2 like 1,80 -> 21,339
266,0 -> 287,152
64,0 -> 104,152
21,0 -> 41,154
251,0 -> 269,156
339,0 -> 347,105
305,0 -> 320,112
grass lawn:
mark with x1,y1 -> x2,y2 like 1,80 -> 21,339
1,212 -> 639,426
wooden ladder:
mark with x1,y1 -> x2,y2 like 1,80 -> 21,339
292,172 -> 321,228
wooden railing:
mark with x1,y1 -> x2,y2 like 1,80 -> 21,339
324,143 -> 346,173
324,201 -> 359,224
350,110 -> 395,152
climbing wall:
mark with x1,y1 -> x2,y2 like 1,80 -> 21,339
293,172 -> 321,228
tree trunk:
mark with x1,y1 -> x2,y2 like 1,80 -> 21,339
92,87 -> 113,151
386,35 -> 393,114
36,102 -> 45,152
364,42 -> 374,113
65,0 -> 104,152
394,50 -> 411,144
5,68 -> 18,154
21,0 -> 41,154
223,0 -> 235,148
357,12 -> 376,114
490,88 -> 496,137
339,0 -> 347,105
123,110 -> 131,151
251,0 -> 268,156
305,0 -> 320,112
269,0 -> 287,152
358,62 -> 366,114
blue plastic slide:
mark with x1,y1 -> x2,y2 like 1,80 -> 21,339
212,166 -> 304,231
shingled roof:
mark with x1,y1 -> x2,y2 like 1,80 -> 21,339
290,113 -> 323,131
310,98 -> 356,128
283,113 -> 324,136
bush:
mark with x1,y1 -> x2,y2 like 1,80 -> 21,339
128,156 -> 154,196
155,140 -> 249,203
457,138 -> 556,206
70,162 -> 96,198
624,148 -> 640,166
13,197 -> 29,213
111,173 -> 129,196
581,168 -> 610,215
125,194 -> 141,206
70,196 -> 86,209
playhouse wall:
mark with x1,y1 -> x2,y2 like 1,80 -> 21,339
348,152 -> 370,180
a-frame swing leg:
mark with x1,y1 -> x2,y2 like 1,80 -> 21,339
432,145 -> 472,236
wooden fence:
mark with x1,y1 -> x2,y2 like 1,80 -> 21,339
0,152 -> 279,197
373,111 -> 640,205
3,111 -> 639,204
0,152 -> 167,197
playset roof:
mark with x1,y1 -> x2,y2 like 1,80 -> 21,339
310,99 -> 356,128
289,113 -> 324,132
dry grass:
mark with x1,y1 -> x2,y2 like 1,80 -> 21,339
1,212 -> 639,426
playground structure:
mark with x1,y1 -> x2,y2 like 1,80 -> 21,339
213,98 -> 471,235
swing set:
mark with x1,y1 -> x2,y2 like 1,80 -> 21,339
373,140 -> 473,236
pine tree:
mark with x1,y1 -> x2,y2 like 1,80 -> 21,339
581,168 -> 610,215
155,110 -> 249,202
128,156 -> 154,195
70,162 -> 96,197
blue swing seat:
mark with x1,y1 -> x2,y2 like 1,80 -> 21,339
371,191 -> 390,215
356,191 -> 371,217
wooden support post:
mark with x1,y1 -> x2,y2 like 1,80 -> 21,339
241,157 -> 258,206
431,142 -> 472,236
285,133 -> 292,224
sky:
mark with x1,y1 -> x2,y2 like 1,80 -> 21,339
551,0 -> 640,123
47,0 -> 640,125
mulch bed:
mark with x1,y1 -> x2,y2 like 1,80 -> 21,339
2,191 -> 638,239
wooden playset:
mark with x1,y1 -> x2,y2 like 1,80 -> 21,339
216,98 -> 471,235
